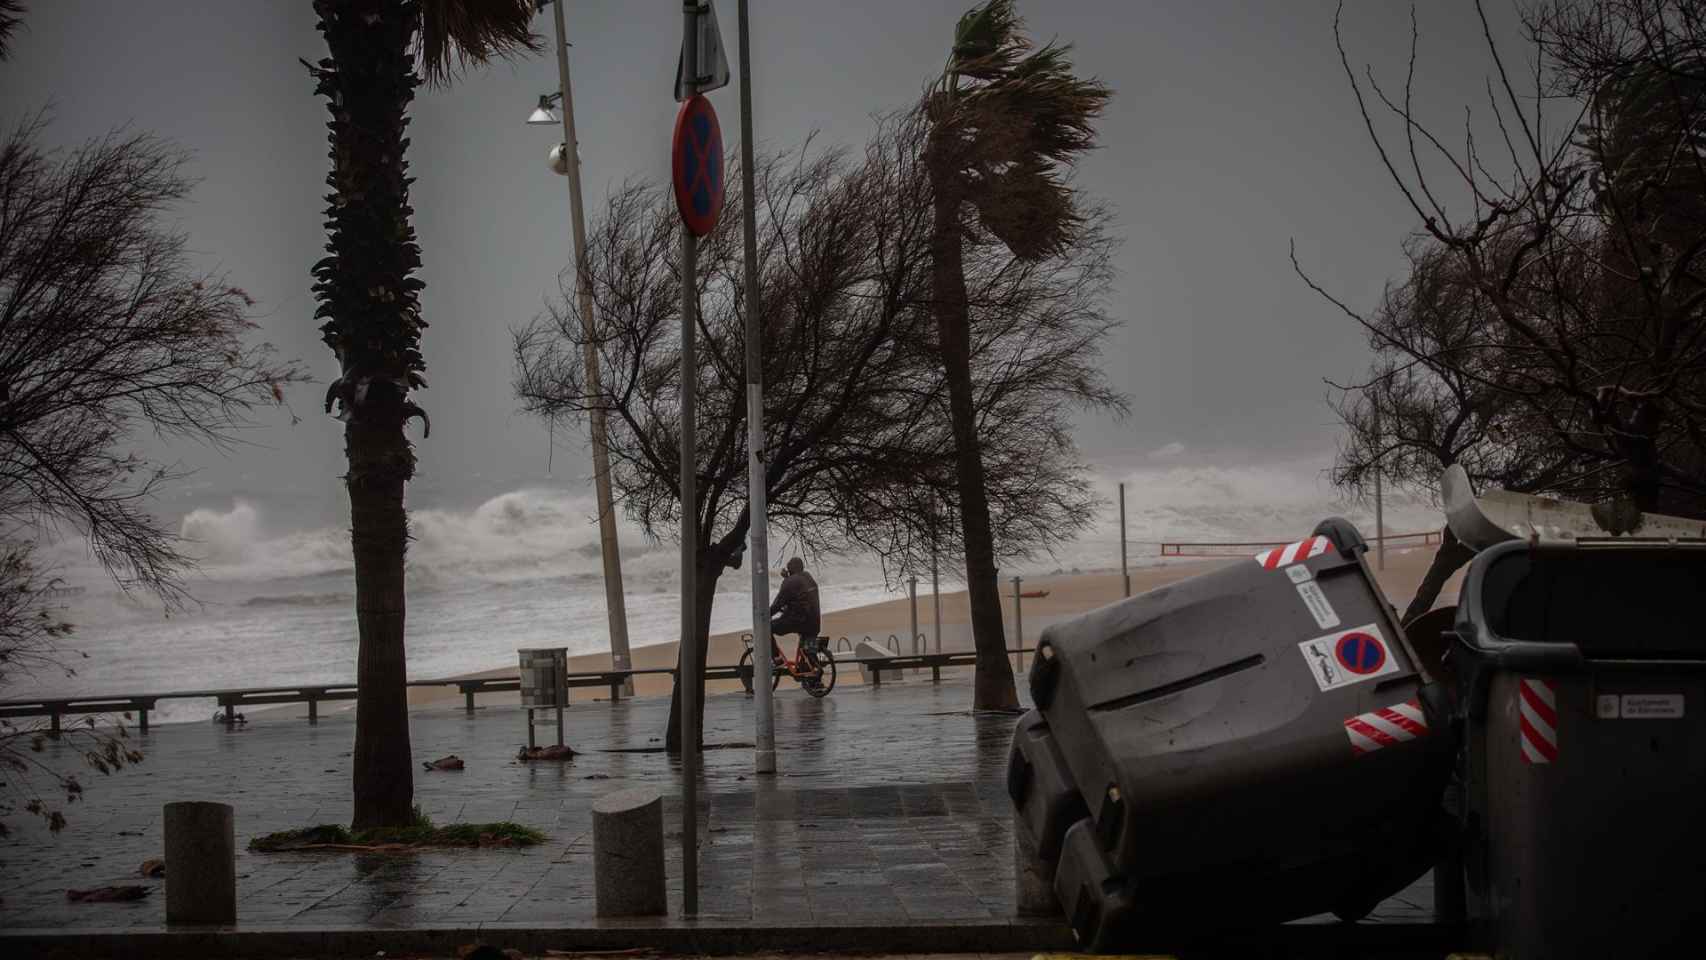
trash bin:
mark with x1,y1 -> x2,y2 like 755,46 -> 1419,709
1452,538 -> 1706,959
1016,518 -> 1455,948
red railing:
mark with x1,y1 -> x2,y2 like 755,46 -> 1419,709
1159,530 -> 1442,557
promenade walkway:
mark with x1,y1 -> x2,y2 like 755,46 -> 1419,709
0,671 -> 1443,955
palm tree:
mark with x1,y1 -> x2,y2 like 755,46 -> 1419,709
306,0 -> 537,831
923,0 -> 1110,709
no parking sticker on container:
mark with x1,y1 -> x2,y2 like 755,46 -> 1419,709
1297,623 -> 1400,692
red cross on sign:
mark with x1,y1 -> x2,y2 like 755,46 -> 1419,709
671,94 -> 724,236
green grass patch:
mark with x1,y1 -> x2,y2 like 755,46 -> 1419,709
249,806 -> 545,852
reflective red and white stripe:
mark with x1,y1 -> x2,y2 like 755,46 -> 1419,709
1254,536 -> 1333,570
1343,699 -> 1429,755
1518,677 -> 1558,764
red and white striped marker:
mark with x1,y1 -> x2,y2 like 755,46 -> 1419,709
1343,698 -> 1429,755
1254,535 -> 1333,570
1519,677 -> 1558,764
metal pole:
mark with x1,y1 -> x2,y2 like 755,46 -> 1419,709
737,0 -> 775,778
679,0 -> 701,917
908,576 -> 919,655
1375,411 -> 1385,570
931,542 -> 941,654
550,0 -> 633,696
1118,481 -> 1130,597
1012,575 -> 1024,668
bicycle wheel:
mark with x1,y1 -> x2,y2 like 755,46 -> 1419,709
804,649 -> 836,698
738,647 -> 782,694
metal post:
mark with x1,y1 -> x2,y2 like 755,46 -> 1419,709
549,0 -> 634,696
737,0 -> 775,778
931,544 -> 941,654
1374,411 -> 1385,570
908,576 -> 919,654
1012,575 -> 1024,668
1119,482 -> 1130,597
678,0 -> 702,919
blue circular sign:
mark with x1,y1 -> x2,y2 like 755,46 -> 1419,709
671,94 -> 724,236
1335,631 -> 1386,675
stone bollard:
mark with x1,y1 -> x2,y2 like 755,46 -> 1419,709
163,801 -> 236,924
1013,811 -> 1058,917
592,788 -> 666,917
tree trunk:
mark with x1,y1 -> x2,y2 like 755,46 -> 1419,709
314,0 -> 422,831
665,553 -> 723,754
347,411 -> 415,831
1400,525 -> 1475,627
928,149 -> 1019,712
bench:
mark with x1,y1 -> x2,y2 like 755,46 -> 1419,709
0,695 -> 161,733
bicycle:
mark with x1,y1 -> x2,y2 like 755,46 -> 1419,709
739,632 -> 836,698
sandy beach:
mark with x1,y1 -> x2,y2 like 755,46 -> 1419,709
404,542 -> 1460,711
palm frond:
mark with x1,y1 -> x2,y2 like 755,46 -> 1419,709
416,0 -> 541,88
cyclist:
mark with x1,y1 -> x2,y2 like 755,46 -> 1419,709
768,557 -> 821,671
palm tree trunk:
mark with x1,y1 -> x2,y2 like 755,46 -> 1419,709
347,413 -> 414,830
928,152 -> 1019,712
314,0 -> 420,831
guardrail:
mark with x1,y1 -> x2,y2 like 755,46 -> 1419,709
1160,530 -> 1443,557
0,645 -> 1030,732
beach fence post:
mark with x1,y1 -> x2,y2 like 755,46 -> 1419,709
1119,481 -> 1131,597
908,576 -> 919,655
1012,576 -> 1025,669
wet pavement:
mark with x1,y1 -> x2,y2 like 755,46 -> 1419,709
0,672 -> 1436,934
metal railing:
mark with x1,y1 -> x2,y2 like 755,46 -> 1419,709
1159,530 -> 1442,557
0,645 -> 1033,732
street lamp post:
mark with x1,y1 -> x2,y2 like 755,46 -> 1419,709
527,1 -> 634,696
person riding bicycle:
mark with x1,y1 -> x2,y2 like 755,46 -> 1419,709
768,557 -> 821,666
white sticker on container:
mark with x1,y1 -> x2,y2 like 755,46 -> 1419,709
1596,694 -> 1620,719
1295,580 -> 1341,630
1620,694 -> 1684,719
1284,564 -> 1313,584
1297,623 -> 1399,692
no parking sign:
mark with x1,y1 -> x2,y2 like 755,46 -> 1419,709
672,94 -> 724,236
1297,623 -> 1400,691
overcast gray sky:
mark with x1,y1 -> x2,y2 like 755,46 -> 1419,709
0,1 -> 1527,534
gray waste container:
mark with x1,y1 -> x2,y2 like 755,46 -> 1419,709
1452,539 -> 1706,959
1015,518 -> 1455,949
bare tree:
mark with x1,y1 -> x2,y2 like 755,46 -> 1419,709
515,120 -> 1119,748
1311,0 -> 1706,522
0,114 -> 301,833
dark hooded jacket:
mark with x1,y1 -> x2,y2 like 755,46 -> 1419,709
769,569 -> 821,636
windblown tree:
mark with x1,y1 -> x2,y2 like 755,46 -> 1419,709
305,0 -> 537,831
515,121 -> 1119,749
1309,0 -> 1706,619
1319,0 -> 1706,515
923,0 -> 1112,710
0,113 -> 300,833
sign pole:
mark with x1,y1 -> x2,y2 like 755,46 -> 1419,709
678,0 -> 702,918
737,0 -> 777,778
547,0 -> 634,698
1119,482 -> 1130,597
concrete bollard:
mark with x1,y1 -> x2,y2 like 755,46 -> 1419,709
163,801 -> 236,924
592,788 -> 666,917
1013,810 -> 1058,917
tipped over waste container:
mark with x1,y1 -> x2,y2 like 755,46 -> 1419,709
1452,538 -> 1706,959
1008,517 -> 1456,950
